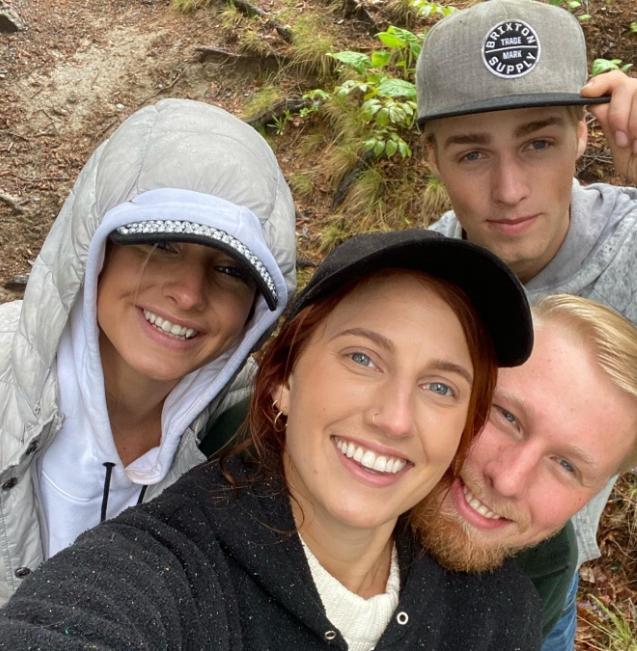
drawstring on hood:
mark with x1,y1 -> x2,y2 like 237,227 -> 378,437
101,463 -> 147,523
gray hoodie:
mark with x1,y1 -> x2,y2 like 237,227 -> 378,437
430,179 -> 637,565
0,99 -> 296,603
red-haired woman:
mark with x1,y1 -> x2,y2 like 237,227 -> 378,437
0,230 -> 541,650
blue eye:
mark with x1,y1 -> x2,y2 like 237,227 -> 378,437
502,409 -> 516,423
557,458 -> 576,475
428,382 -> 454,397
350,352 -> 373,367
461,151 -> 483,162
528,139 -> 552,152
494,405 -> 520,430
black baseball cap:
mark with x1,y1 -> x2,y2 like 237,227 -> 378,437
290,229 -> 533,367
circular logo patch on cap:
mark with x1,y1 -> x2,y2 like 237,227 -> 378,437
482,20 -> 541,79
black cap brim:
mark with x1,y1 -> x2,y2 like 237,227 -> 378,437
418,93 -> 610,127
110,225 -> 278,311
290,230 -> 533,367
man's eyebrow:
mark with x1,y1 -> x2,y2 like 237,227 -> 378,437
442,133 -> 491,149
493,388 -> 528,420
442,115 -> 567,149
514,116 -> 566,138
335,329 -> 473,383
559,444 -> 597,469
494,389 -> 597,469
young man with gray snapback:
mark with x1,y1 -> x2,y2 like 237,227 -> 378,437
416,0 -> 637,648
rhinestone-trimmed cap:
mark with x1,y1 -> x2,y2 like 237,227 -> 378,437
111,219 -> 278,310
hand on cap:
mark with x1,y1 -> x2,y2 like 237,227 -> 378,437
581,71 -> 637,184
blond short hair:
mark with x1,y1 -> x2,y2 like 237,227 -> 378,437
532,294 -> 637,472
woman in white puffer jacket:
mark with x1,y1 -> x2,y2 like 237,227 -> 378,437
0,98 -> 296,604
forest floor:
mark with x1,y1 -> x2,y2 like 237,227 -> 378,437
0,0 -> 635,647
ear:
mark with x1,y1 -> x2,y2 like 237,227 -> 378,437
575,119 -> 588,160
426,139 -> 441,177
271,378 -> 291,415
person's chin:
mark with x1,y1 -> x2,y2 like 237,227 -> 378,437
426,514 -> 516,572
412,485 -> 518,573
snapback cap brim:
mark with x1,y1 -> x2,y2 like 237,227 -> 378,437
418,93 -> 610,126
110,224 -> 278,310
289,231 -> 533,367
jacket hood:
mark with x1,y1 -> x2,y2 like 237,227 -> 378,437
14,98 -> 296,412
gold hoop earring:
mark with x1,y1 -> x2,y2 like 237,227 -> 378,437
272,399 -> 286,432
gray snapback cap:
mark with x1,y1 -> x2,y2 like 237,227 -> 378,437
416,0 -> 610,125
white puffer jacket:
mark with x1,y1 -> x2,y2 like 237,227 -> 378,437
0,99 -> 296,604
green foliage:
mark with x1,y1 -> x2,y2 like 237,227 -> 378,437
305,25 -> 422,161
288,172 -> 315,197
630,21 -> 637,33
318,219 -> 351,252
171,0 -> 211,11
591,58 -> 633,76
289,12 -> 337,78
376,25 -> 422,72
406,0 -> 456,19
589,597 -> 637,651
243,86 -> 284,119
547,0 -> 590,22
300,89 -> 330,119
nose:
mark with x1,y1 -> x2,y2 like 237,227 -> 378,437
491,156 -> 530,206
163,262 -> 208,312
482,440 -> 536,499
366,381 -> 414,439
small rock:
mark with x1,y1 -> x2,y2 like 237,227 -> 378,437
4,274 -> 29,291
0,8 -> 26,33
115,103 -> 125,111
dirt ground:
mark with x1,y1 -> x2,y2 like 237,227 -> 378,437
0,0 -> 270,300
1,0 -> 636,647
1,0 -> 635,294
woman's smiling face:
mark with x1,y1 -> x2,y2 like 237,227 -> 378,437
276,271 -> 474,535
97,241 -> 256,388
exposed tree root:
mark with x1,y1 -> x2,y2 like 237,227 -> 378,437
339,0 -> 382,34
0,191 -> 26,214
331,149 -> 375,209
246,97 -> 311,129
194,45 -> 287,66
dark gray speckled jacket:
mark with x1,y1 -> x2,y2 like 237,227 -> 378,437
0,456 -> 542,650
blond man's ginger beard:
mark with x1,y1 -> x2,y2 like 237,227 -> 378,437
411,477 -> 516,573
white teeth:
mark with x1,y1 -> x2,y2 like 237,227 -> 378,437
462,485 -> 501,520
361,450 -> 375,468
334,437 -> 407,475
372,455 -> 388,472
143,310 -> 197,340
